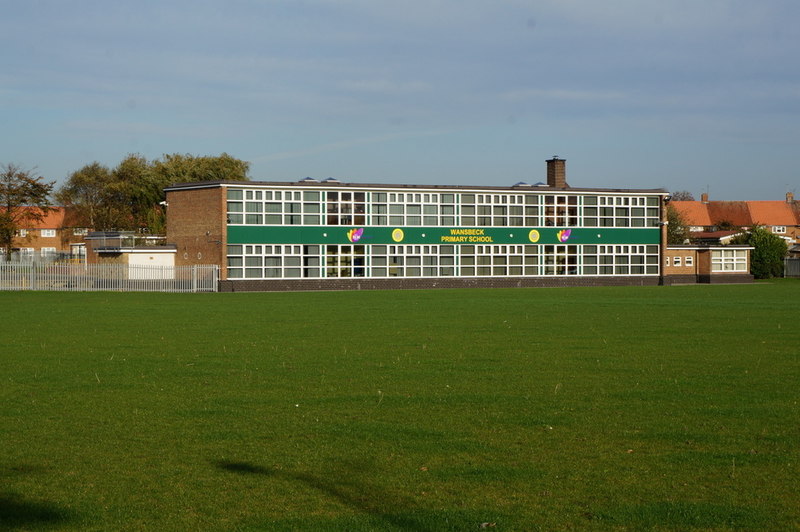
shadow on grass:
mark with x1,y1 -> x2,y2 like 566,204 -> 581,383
0,492 -> 75,530
597,501 -> 771,529
214,460 -> 441,531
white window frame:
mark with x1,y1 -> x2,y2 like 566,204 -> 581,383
711,249 -> 747,272
772,226 -> 786,234
41,229 -> 56,237
673,256 -> 681,267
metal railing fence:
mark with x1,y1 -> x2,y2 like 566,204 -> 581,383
0,263 -> 219,292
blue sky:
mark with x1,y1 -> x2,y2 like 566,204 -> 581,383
2,0 -> 798,200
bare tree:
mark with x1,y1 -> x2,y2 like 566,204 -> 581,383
0,164 -> 55,260
670,190 -> 695,201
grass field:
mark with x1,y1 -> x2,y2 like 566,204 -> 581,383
1,282 -> 798,531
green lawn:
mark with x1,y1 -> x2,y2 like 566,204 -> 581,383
1,282 -> 798,530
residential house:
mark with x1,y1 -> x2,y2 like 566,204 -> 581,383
8,207 -> 90,260
671,193 -> 800,251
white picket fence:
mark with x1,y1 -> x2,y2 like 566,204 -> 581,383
0,263 -> 219,292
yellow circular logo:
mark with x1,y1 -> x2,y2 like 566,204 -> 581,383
528,229 -> 540,243
391,228 -> 405,242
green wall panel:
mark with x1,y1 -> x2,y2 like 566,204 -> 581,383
227,226 -> 660,246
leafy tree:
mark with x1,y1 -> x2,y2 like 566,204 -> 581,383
730,225 -> 788,279
666,205 -> 690,245
112,154 -> 160,231
57,153 -> 250,233
670,190 -> 695,201
151,153 -> 250,184
715,220 -> 738,231
55,162 -> 122,230
0,164 -> 55,260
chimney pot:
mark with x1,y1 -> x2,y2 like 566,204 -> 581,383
787,192 -> 795,204
546,157 -> 568,188
701,193 -> 709,203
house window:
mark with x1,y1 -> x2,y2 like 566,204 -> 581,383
41,229 -> 56,237
16,229 -> 27,237
673,256 -> 681,267
685,256 -> 693,267
73,228 -> 89,236
772,226 -> 786,234
41,247 -> 57,256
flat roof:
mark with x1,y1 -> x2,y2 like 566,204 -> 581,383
164,180 -> 668,195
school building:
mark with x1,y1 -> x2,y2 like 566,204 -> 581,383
163,158 -> 752,291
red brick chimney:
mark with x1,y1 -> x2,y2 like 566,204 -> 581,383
546,156 -> 568,188
701,193 -> 709,203
787,192 -> 795,204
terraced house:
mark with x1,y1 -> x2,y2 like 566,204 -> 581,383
671,193 -> 800,253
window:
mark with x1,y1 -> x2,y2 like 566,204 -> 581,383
73,228 -> 89,236
41,247 -> 57,255
685,256 -> 693,267
16,229 -> 27,237
711,249 -> 747,272
41,229 -> 56,237
772,226 -> 786,234
673,256 -> 681,267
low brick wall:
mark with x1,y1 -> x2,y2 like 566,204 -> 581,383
220,276 -> 662,292
699,273 -> 754,284
661,274 -> 699,286
663,273 -> 754,285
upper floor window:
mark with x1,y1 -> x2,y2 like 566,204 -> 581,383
41,229 -> 56,237
16,229 -> 28,237
772,226 -> 786,234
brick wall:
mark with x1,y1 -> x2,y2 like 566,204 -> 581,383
166,187 -> 226,274
12,228 -> 66,253
699,273 -> 754,284
663,248 -> 698,276
220,275 -> 662,292
660,274 -> 698,285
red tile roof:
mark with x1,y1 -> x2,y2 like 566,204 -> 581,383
671,201 -> 712,225
2,207 -> 66,229
707,202 -> 752,227
674,199 -> 800,228
747,201 -> 797,226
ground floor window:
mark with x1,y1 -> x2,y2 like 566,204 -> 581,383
226,244 -> 660,279
711,249 -> 747,272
